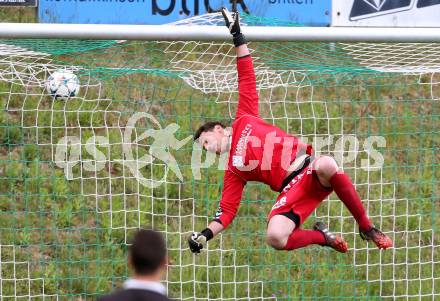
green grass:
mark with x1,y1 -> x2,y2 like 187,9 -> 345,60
0,7 -> 36,23
0,13 -> 439,301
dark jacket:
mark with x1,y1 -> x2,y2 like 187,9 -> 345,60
98,289 -> 172,301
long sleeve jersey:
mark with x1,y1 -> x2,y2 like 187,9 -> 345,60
214,55 -> 312,229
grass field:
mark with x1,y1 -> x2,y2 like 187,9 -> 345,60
0,9 -> 439,301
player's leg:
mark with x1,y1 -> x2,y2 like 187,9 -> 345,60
266,213 -> 330,251
313,155 -> 393,249
266,213 -> 348,253
267,172 -> 348,253
266,214 -> 296,250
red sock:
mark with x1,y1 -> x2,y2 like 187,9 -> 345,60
329,172 -> 372,232
284,228 -> 326,250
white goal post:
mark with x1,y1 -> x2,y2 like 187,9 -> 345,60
0,23 -> 440,42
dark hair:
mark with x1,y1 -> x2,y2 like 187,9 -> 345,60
193,121 -> 226,141
130,229 -> 167,275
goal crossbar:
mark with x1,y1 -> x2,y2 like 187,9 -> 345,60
1,23 -> 440,42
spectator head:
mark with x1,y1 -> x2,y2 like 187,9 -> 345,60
129,229 -> 168,278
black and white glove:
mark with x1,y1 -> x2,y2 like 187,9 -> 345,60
188,228 -> 214,254
221,7 -> 247,47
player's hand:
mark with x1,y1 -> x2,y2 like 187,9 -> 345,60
221,7 -> 241,37
188,232 -> 207,254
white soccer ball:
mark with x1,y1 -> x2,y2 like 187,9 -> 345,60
46,70 -> 80,98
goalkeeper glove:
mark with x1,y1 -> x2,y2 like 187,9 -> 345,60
188,228 -> 214,254
221,7 -> 247,47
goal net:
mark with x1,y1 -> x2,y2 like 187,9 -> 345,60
0,13 -> 438,300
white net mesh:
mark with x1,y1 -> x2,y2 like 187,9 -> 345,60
0,245 -> 58,300
0,13 -> 439,301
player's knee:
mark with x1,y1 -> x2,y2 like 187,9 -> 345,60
266,231 -> 288,250
315,155 -> 339,180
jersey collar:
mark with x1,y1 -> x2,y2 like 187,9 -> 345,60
123,278 -> 166,295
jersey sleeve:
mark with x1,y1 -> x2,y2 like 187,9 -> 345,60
213,170 -> 246,229
235,55 -> 259,119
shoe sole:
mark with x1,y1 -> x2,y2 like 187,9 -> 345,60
330,236 -> 348,253
314,222 -> 349,253
373,237 -> 393,250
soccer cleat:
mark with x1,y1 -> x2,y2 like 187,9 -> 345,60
313,222 -> 348,253
359,226 -> 393,250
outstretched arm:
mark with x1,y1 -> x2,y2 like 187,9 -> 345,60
236,44 -> 250,58
188,171 -> 245,254
222,7 -> 259,118
235,46 -> 259,118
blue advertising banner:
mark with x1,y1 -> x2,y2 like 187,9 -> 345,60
39,0 -> 330,26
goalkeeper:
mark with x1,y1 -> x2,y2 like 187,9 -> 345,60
189,8 -> 393,254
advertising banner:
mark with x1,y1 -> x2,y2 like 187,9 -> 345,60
333,0 -> 440,27
0,0 -> 36,6
39,0 -> 331,26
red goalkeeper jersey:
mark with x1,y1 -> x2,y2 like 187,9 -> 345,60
214,55 -> 312,228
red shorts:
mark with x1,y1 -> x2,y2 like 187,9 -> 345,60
268,166 -> 333,225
